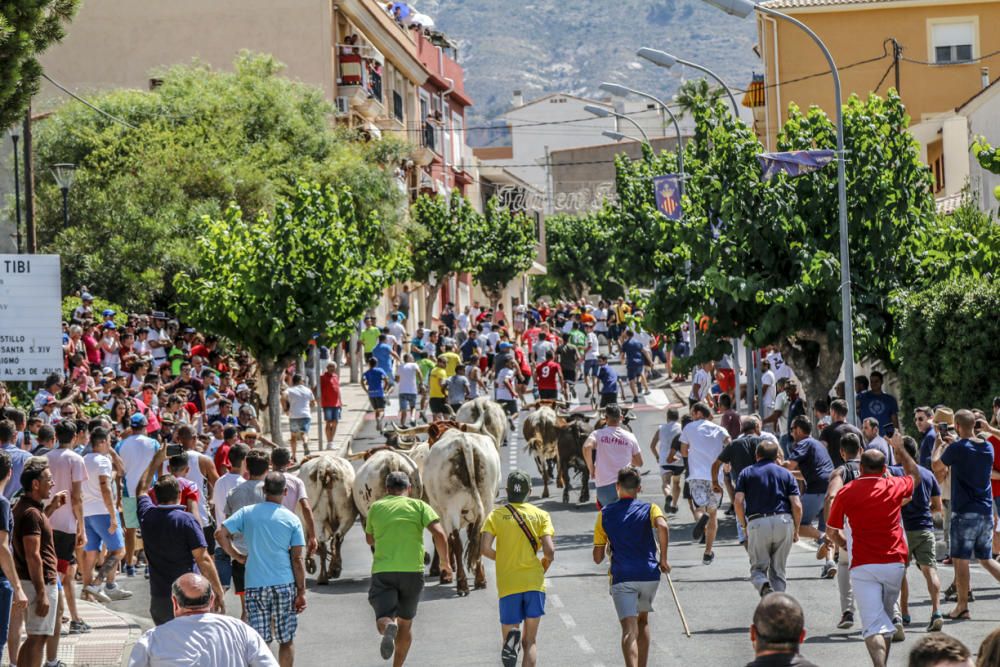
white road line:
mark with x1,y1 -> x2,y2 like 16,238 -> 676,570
560,612 -> 577,629
645,389 -> 671,410
544,577 -> 553,589
549,593 -> 564,608
573,635 -> 595,654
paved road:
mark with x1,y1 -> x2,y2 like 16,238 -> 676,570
109,364 -> 1000,666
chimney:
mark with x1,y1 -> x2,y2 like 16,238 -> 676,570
512,90 -> 524,108
982,67 -> 991,90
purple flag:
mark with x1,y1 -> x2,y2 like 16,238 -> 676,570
757,150 -> 836,181
654,174 -> 683,221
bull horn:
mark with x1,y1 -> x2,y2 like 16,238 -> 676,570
346,451 -> 369,461
393,424 -> 431,436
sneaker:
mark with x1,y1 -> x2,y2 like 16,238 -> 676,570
692,514 -> 710,541
584,389 -> 592,399
837,611 -> 854,629
759,582 -> 772,598
125,565 -> 136,577
104,585 -> 133,601
891,617 -> 905,643
501,628 -> 522,667
901,614 -> 911,626
821,562 -> 837,579
664,496 -> 673,513
69,620 -> 91,634
83,585 -> 111,604
724,506 -> 735,517
702,551 -> 715,565
45,661 -> 68,667
380,621 -> 398,660
927,612 -> 944,632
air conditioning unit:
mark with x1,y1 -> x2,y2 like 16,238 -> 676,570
335,96 -> 350,116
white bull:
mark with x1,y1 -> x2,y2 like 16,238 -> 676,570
298,455 -> 357,584
454,396 -> 508,451
422,428 -> 501,596
353,449 -> 423,521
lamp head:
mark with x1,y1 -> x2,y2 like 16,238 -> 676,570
599,82 -> 631,98
583,105 -> 611,118
602,130 -> 626,142
51,163 -> 77,190
700,0 -> 756,18
8,125 -> 20,141
637,48 -> 678,69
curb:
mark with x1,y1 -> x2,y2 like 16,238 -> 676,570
58,599 -> 142,667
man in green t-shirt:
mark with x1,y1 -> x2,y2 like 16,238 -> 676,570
359,317 -> 382,361
365,471 -> 450,665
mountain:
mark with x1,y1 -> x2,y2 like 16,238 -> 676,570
422,0 -> 759,141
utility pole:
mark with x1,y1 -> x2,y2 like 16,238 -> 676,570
891,38 -> 902,94
22,107 -> 36,254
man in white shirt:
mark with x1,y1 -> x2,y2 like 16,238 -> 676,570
395,355 -> 422,428
583,325 -> 601,399
47,420 -> 90,632
760,359 -> 776,421
82,428 -> 132,602
387,315 -> 407,353
128,572 -> 277,667
680,403 -> 732,565
766,347 -> 794,382
212,444 -> 249,592
688,361 -> 715,409
118,414 -> 160,580
583,405 -> 643,508
282,374 -> 315,459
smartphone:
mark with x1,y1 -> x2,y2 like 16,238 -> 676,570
938,422 -> 950,432
166,443 -> 184,457
885,425 -> 895,438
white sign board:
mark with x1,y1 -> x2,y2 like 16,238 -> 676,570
0,255 -> 63,381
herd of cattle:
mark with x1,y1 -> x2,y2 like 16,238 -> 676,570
295,397 -> 629,595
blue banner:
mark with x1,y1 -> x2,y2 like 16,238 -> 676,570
654,174 -> 683,221
757,149 -> 836,181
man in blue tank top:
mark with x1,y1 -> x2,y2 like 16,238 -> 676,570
593,467 -> 671,667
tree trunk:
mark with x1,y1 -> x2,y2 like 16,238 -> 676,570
261,359 -> 286,447
425,281 -> 439,327
780,329 -> 843,411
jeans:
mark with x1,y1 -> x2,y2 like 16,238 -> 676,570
214,546 -> 232,587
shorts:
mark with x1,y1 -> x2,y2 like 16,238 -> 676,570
398,394 -> 417,411
562,368 -> 577,383
660,464 -> 684,476
718,368 -> 735,393
23,583 -> 58,637
429,397 -> 448,414
84,514 -> 125,552
499,400 -> 518,416
53,530 -> 77,573
369,571 -> 425,621
610,580 -> 659,620
950,512 -> 993,560
538,389 -> 559,400
0,579 -> 11,645
323,407 -> 342,421
122,496 -> 140,530
499,591 -> 546,625
599,393 -> 618,408
799,493 -> 826,530
673,341 -> 690,358
369,397 -> 386,411
626,365 -> 644,381
233,559 -> 246,595
584,360 -> 598,377
246,583 -> 298,644
289,417 -> 311,434
688,479 -> 719,510
596,483 -> 618,509
214,547 -> 232,588
905,529 -> 937,568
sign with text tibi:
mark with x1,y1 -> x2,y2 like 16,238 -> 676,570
0,255 -> 63,381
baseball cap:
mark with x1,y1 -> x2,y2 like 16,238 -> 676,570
236,383 -> 251,393
101,367 -> 114,376
102,309 -> 115,317
506,471 -> 532,503
103,322 -> 117,330
130,413 -> 148,428
81,293 -> 93,301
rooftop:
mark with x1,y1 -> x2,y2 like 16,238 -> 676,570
761,0 -> 905,8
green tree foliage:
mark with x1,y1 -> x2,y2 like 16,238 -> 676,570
0,0 -> 78,130
473,198 -> 538,307
33,53 -> 406,308
408,191 -> 484,317
174,181 -> 400,444
674,79 -> 724,120
972,137 -> 1000,204
530,210 -> 616,300
896,276 -> 1000,417
907,190 -> 999,288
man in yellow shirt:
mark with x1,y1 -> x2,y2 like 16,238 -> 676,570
439,345 -> 462,377
428,357 -> 449,421
481,471 -> 555,667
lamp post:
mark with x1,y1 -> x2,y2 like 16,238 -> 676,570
602,130 -> 646,144
637,47 -> 740,117
8,128 -> 22,253
583,104 -> 650,143
701,0 -> 856,424
599,82 -> 684,179
51,163 -> 76,228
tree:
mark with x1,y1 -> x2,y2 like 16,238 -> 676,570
530,210 -> 617,300
472,197 -> 537,308
174,181 -> 401,446
408,191 -> 484,320
972,136 -> 1000,206
0,0 -> 78,130
674,78 -> 724,120
33,53 -> 407,308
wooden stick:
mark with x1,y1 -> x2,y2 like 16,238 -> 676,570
666,574 -> 691,637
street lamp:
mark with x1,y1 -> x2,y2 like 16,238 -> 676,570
8,127 -> 22,253
637,47 -> 740,116
602,130 -> 645,144
51,163 -> 76,228
599,82 -> 684,179
583,104 -> 650,144
701,0 -> 857,424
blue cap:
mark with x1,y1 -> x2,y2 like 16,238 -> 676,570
130,413 -> 147,428
498,342 -> 512,351
103,322 -> 116,330
102,309 -> 115,316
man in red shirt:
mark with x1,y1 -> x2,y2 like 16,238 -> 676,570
533,351 -> 564,402
320,362 -> 342,446
826,433 -> 918,667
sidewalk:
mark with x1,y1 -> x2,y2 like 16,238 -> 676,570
9,599 -> 143,667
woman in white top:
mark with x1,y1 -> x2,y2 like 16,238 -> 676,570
649,407 -> 684,513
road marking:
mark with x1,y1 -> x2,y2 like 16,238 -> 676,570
560,612 -> 576,629
573,635 -> 595,654
544,577 -> 553,589
549,593 -> 564,608
385,398 -> 399,418
645,389 -> 670,410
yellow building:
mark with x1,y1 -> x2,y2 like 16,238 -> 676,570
753,0 -> 1000,196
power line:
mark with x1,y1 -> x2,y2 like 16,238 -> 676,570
41,73 -> 138,130
900,47 -> 1000,67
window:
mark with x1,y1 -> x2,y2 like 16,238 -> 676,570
393,92 -> 404,121
452,112 -> 464,168
930,20 -> 975,63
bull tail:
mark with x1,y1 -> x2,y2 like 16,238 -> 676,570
523,436 -> 542,455
460,436 -> 485,547
465,521 -> 482,573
